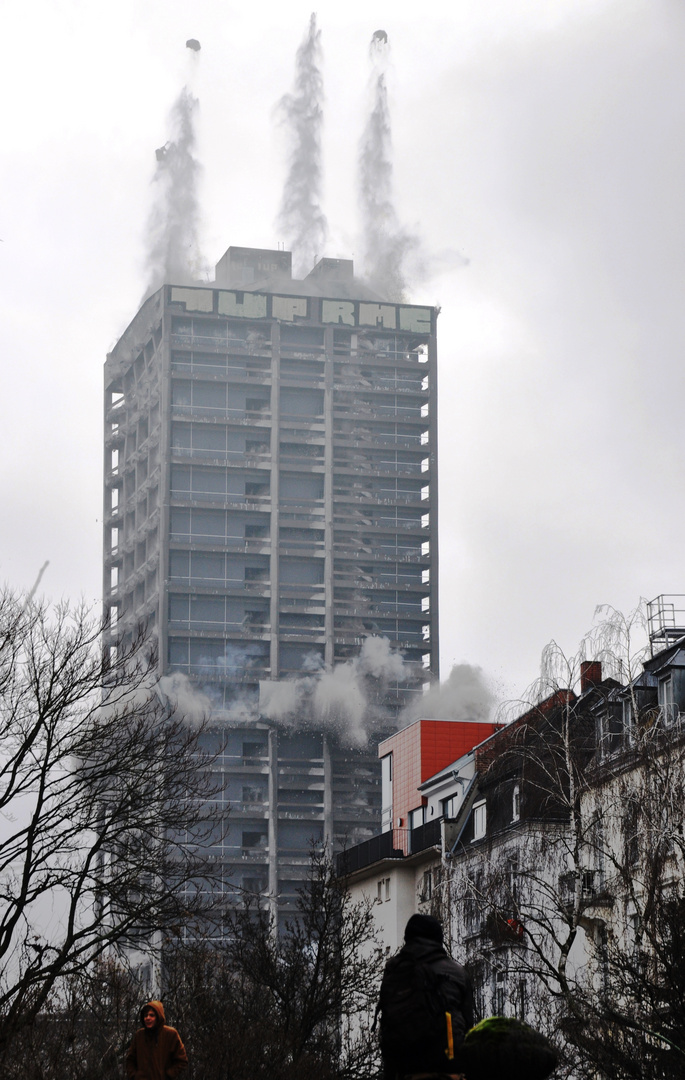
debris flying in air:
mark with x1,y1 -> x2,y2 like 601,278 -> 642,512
276,13 -> 327,278
144,42 -> 203,296
358,31 -> 418,301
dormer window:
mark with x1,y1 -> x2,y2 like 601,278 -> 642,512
599,706 -> 623,755
660,676 -> 677,725
472,800 -> 487,841
622,697 -> 635,743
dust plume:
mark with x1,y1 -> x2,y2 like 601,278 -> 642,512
399,663 -> 496,726
358,31 -> 418,302
276,13 -> 327,278
144,41 -> 203,295
260,635 -> 414,746
195,642 -> 265,721
158,671 -> 212,723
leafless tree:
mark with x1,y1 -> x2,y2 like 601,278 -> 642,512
0,959 -> 140,1079
162,848 -> 384,1080
0,588 -> 222,1058
0,849 -> 384,1080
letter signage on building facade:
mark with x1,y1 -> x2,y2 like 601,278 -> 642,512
169,286 -> 433,333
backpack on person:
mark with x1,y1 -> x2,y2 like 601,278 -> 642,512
378,949 -> 466,1070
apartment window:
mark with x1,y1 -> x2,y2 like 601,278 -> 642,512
472,800 -> 487,841
660,676 -> 677,724
421,870 -> 433,902
243,876 -> 266,896
464,875 -> 482,935
516,979 -> 527,1021
599,706 -> 623,755
507,856 -> 519,903
494,968 -> 506,1015
242,785 -> 264,807
622,697 -> 635,743
624,798 -> 640,866
512,784 -> 520,822
242,830 -> 267,851
410,806 -> 425,830
377,877 -> 391,903
243,741 -> 267,761
581,870 -> 596,899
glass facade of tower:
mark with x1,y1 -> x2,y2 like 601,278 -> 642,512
103,246 -> 438,921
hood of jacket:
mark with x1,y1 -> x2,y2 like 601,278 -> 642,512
139,1000 -> 166,1027
401,935 -> 448,965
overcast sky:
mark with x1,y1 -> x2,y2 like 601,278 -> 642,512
2,0 -> 684,703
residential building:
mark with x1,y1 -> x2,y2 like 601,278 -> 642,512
340,716 -> 501,955
342,596 -> 685,1075
378,717 -> 502,847
103,245 -> 439,922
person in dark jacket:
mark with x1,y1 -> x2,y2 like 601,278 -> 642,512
378,913 -> 474,1080
126,1000 -> 188,1080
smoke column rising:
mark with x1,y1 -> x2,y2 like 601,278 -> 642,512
145,42 -> 203,295
277,13 -> 327,278
358,31 -> 417,302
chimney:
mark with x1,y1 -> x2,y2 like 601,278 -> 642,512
580,660 -> 602,693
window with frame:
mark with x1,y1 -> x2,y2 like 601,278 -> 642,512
377,877 -> 391,903
494,968 -> 506,1016
512,784 -> 520,822
516,978 -> 527,1020
472,800 -> 487,841
421,870 -> 432,902
464,875 -> 482,935
624,798 -> 640,866
598,704 -> 623,755
660,676 -> 677,724
507,856 -> 519,904
622,697 -> 635,744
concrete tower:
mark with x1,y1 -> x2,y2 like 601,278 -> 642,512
103,246 -> 439,923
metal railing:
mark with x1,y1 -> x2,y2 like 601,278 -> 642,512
336,829 -> 407,875
647,595 -> 685,649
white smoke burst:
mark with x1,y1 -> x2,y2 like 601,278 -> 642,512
260,636 -> 414,747
399,663 -> 496,727
158,671 -> 212,724
358,31 -> 418,302
145,45 -> 203,295
276,13 -> 327,278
